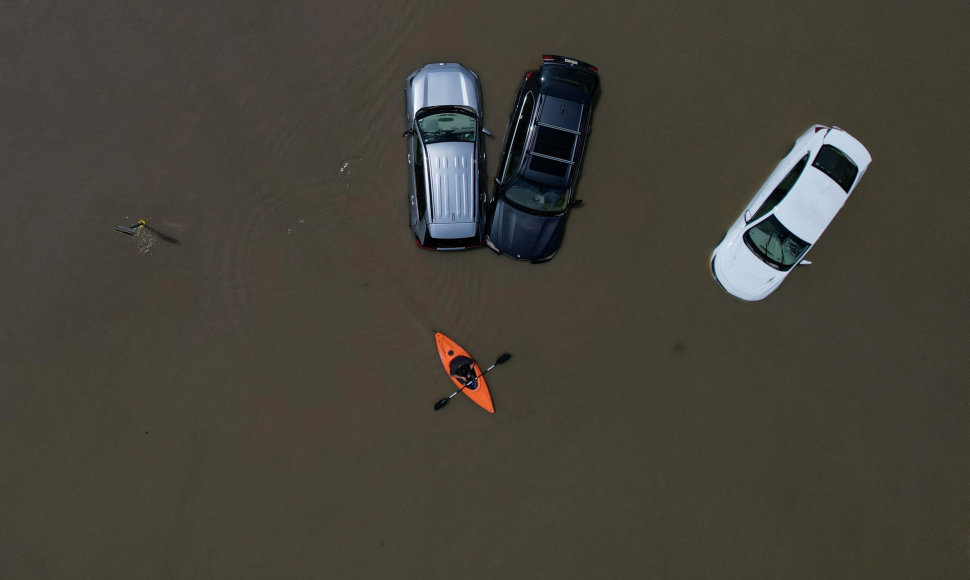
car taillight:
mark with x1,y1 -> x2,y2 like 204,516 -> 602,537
588,65 -> 598,73
814,126 -> 826,133
525,70 -> 535,78
542,55 -> 554,62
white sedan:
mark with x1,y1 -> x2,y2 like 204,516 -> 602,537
711,125 -> 872,301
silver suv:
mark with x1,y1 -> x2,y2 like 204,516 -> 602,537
404,63 -> 490,250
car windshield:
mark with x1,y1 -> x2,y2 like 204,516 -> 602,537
417,111 -> 477,144
743,215 -> 811,271
503,176 -> 568,213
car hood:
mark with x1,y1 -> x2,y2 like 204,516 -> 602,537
711,235 -> 786,301
408,63 -> 482,119
487,200 -> 566,261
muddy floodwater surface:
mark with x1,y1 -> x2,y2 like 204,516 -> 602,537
2,1 -> 968,578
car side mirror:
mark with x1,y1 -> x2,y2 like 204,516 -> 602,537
494,177 -> 502,186
569,199 -> 584,208
743,210 -> 752,223
482,127 -> 493,137
798,260 -> 813,266
402,129 -> 414,138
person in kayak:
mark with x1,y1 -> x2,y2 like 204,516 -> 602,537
450,356 -> 479,390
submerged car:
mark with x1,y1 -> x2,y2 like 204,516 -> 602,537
711,125 -> 872,301
485,55 -> 599,263
404,62 -> 491,250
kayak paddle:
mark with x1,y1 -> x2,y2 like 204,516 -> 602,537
114,220 -> 146,235
433,353 -> 511,411
113,220 -> 181,244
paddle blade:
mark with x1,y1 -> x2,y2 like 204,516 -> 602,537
114,225 -> 138,235
496,353 -> 512,365
433,398 -> 449,411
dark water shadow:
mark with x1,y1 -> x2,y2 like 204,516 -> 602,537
143,225 -> 180,245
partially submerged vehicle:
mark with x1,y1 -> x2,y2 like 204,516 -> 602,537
711,125 -> 872,301
485,55 -> 599,263
404,63 -> 490,250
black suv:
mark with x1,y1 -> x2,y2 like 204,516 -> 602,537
485,55 -> 599,262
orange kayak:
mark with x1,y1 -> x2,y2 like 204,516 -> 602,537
434,332 -> 495,413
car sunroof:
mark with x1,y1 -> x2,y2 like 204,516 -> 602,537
533,126 -> 576,161
537,96 -> 583,132
528,155 -> 570,178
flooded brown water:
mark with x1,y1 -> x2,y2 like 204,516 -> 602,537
2,1 -> 968,578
